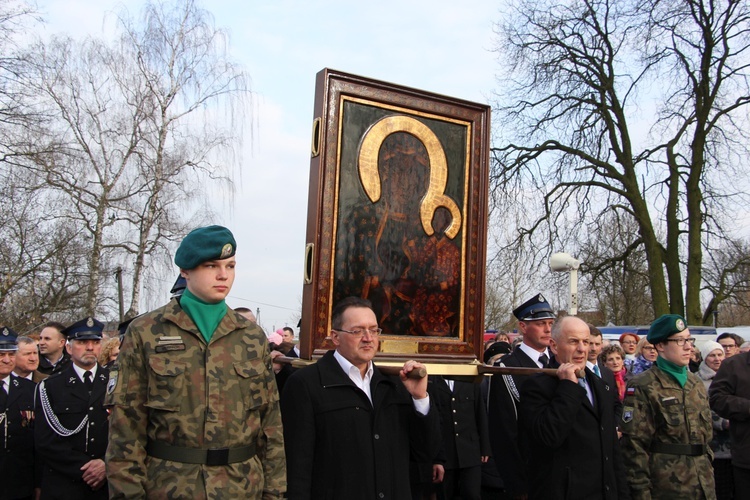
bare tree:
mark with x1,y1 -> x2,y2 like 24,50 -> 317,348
491,0 -> 750,323
15,0 -> 249,319
115,0 -> 249,318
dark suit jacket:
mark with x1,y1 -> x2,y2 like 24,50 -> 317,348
280,350 -> 439,500
1,375 -> 36,500
35,364 -> 110,499
519,368 -> 629,500
429,376 -> 491,469
486,346 -> 553,496
594,362 -> 623,422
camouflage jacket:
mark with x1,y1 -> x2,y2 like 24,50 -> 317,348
619,365 -> 715,500
105,299 -> 286,499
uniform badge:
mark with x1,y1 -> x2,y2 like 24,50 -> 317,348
622,407 -> 634,423
1,328 -> 8,337
86,317 -> 94,327
220,243 -> 233,258
107,374 -> 117,394
626,387 -> 636,397
675,318 -> 686,331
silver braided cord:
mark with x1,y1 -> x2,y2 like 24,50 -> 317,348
39,381 -> 88,437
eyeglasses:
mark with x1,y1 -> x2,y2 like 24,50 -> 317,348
665,338 -> 696,347
641,346 -> 657,352
333,328 -> 382,338
621,340 -> 637,345
720,344 -> 737,349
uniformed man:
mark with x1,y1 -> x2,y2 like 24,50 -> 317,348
105,225 -> 286,499
486,293 -> 557,499
35,317 -> 109,499
620,314 -> 715,499
0,326 -> 37,500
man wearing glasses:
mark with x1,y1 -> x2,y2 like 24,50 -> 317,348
716,332 -> 745,358
620,314 -> 715,499
280,296 -> 439,499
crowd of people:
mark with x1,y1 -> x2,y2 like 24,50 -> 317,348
2,224 -> 750,499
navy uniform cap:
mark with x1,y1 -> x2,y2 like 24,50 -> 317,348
0,326 -> 19,351
170,275 -> 187,298
647,314 -> 687,344
174,225 -> 236,270
63,317 -> 104,341
513,294 -> 556,321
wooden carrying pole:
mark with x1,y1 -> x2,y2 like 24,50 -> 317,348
273,356 -> 584,379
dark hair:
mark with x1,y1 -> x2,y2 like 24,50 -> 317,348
43,321 -> 66,333
717,332 -> 745,345
283,327 -> 294,334
234,307 -> 252,313
588,323 -> 602,338
331,297 -> 373,330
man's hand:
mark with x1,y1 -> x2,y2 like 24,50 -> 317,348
557,363 -> 580,383
81,458 -> 106,490
432,463 -> 445,483
400,360 -> 428,399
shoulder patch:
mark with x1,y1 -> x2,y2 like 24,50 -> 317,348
622,406 -> 634,423
626,386 -> 636,397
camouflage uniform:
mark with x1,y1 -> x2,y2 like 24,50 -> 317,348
620,365 -> 715,500
105,299 -> 286,499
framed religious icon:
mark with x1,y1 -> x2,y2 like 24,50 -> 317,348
300,68 -> 490,362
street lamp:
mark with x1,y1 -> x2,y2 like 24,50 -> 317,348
550,252 -> 581,316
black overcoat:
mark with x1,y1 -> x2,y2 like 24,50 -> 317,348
519,368 -> 630,500
280,350 -> 439,500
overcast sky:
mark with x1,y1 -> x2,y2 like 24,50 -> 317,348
38,0 -> 502,333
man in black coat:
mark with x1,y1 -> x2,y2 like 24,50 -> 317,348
519,316 -> 629,500
486,294 -> 557,498
35,318 -> 109,500
280,297 -> 438,500
0,326 -> 37,500
427,375 -> 491,500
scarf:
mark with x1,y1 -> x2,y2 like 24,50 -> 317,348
179,288 -> 227,343
656,356 -> 688,388
613,367 -> 627,401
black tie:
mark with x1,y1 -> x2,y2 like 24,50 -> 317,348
539,353 -> 549,368
84,371 -> 93,392
0,381 -> 7,410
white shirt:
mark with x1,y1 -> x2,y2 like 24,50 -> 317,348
586,361 -> 602,377
519,343 -> 551,368
1,375 -> 9,394
72,363 -> 98,383
333,350 -> 430,415
11,371 -> 32,380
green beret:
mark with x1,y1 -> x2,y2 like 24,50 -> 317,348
647,314 -> 687,344
174,225 -> 236,269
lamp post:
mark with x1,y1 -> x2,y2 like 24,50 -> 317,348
550,252 -> 581,316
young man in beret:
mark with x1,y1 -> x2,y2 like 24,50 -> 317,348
105,225 -> 286,499
619,314 -> 715,499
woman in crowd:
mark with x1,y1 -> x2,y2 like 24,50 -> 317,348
619,332 -> 639,372
697,340 -> 733,500
98,337 -> 120,368
629,337 -> 658,377
600,344 -> 627,401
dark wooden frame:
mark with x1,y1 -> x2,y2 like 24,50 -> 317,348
300,68 -> 490,361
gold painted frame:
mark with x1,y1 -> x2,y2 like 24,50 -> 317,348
300,69 -> 490,362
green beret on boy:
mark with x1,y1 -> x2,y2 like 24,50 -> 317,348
174,225 -> 236,270
647,314 -> 687,344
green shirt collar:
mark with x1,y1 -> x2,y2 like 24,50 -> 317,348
179,288 -> 227,343
656,355 -> 688,387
